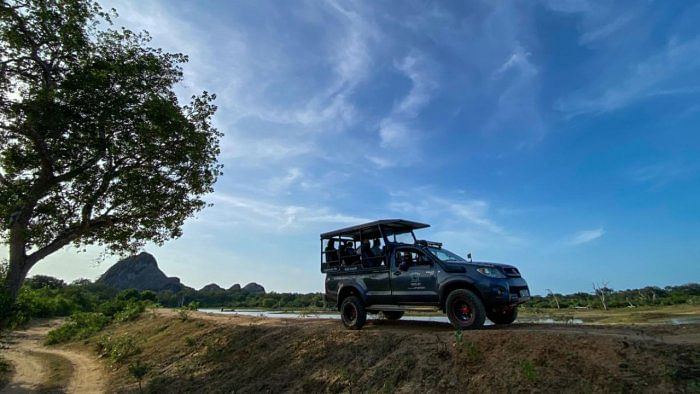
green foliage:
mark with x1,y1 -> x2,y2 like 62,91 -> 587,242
0,0 -> 221,311
129,359 -> 151,392
183,301 -> 200,310
462,341 -> 481,363
0,357 -> 10,373
177,308 -> 191,322
520,360 -> 538,382
526,283 -> 700,310
113,300 -> 148,322
97,334 -> 142,363
184,336 -> 197,347
46,312 -> 110,344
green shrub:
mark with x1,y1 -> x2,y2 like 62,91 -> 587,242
520,360 -> 538,382
177,308 -> 191,321
45,312 -> 110,344
97,334 -> 142,363
184,336 -> 197,347
114,301 -> 147,322
129,359 -> 151,392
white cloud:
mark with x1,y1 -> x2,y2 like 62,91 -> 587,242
494,46 -> 537,77
376,51 -> 437,157
207,192 -> 369,231
558,37 -> 700,116
579,15 -> 633,45
567,228 -> 605,245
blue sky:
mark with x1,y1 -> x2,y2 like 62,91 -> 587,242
20,0 -> 700,294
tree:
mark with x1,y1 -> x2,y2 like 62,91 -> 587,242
592,281 -> 611,311
0,0 -> 222,318
546,288 -> 560,309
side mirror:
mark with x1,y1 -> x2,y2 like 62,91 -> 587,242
399,261 -> 409,271
467,253 -> 472,263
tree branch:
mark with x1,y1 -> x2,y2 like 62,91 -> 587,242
25,215 -> 123,266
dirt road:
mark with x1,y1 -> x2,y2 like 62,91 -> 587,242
0,320 -> 105,393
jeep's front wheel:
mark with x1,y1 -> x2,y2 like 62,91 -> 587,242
382,311 -> 404,320
446,289 -> 486,329
340,296 -> 366,330
487,306 -> 518,325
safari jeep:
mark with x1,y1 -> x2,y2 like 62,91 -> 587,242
321,219 -> 530,330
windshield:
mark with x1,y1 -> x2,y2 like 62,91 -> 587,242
384,229 -> 415,244
427,247 -> 466,262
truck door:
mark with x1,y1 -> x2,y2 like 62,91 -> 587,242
390,247 -> 439,305
363,253 -> 392,306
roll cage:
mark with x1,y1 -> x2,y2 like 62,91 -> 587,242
320,219 -> 430,273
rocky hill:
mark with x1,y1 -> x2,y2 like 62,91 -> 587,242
98,252 -> 185,292
242,282 -> 265,294
200,283 -> 225,292
97,252 -> 266,296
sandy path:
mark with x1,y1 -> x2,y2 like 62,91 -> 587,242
0,320 -> 105,393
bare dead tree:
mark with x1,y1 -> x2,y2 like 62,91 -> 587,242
592,281 -> 610,311
546,289 -> 560,309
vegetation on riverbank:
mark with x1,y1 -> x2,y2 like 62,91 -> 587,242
2,273 -> 698,328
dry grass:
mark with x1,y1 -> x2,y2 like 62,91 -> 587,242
76,309 -> 700,393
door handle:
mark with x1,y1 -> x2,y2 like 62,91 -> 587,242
394,271 -> 401,276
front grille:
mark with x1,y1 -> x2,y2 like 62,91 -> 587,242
503,267 -> 521,277
510,286 -> 527,295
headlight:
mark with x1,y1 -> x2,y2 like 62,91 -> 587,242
476,267 -> 506,278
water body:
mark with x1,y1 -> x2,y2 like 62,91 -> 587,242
199,309 -> 586,325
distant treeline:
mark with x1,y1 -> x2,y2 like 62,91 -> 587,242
526,283 -> 700,309
6,276 -> 700,324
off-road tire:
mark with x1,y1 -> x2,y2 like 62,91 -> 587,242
340,296 -> 366,330
382,311 -> 405,320
446,289 -> 486,330
487,306 -> 518,325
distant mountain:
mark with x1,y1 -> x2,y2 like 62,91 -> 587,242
242,282 -> 265,294
97,252 -> 266,295
200,283 -> 225,292
98,252 -> 185,292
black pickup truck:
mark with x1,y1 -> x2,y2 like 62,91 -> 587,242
321,219 -> 530,330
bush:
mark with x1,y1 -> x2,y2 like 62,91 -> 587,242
114,301 -> 147,322
45,312 -> 110,344
97,334 -> 142,363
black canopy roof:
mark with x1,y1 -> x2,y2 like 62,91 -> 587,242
320,219 -> 430,240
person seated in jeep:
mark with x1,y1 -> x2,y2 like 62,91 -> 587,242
371,239 -> 382,257
340,240 -> 359,266
325,239 -> 339,266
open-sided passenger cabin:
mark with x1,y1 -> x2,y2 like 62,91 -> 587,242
320,219 -> 430,273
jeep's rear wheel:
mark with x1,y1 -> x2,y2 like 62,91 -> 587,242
382,311 -> 404,320
487,306 -> 518,325
340,296 -> 366,330
446,289 -> 486,329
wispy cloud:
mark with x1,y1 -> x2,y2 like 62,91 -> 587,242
567,228 -> 605,245
579,15 -> 633,45
377,51 -> 437,155
207,192 -> 370,231
629,160 -> 694,189
557,37 -> 700,116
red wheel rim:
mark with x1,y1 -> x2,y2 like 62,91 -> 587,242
453,299 -> 474,323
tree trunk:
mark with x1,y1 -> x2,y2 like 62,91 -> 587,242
1,234 -> 31,328
4,257 -> 29,300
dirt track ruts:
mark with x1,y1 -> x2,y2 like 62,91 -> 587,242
0,320 -> 105,393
